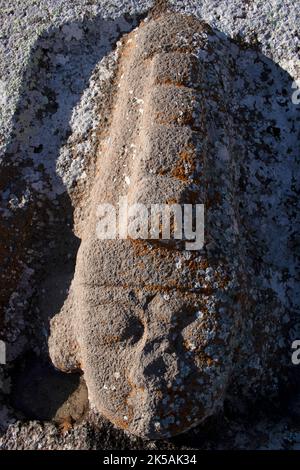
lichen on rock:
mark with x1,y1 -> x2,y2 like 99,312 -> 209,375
48,9 -> 299,439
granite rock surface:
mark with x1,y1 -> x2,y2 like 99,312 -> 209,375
0,0 -> 299,449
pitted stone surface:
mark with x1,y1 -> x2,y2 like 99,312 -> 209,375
1,0 -> 299,449
50,12 -> 252,438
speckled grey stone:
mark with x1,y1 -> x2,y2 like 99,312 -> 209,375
0,0 -> 299,450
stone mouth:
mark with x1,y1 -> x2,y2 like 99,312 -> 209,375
124,392 -> 208,439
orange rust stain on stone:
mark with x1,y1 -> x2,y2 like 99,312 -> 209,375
155,78 -> 187,88
102,334 -> 122,346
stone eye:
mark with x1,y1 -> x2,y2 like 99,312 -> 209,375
119,316 -> 144,345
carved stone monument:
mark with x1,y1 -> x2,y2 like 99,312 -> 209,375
49,10 -> 295,438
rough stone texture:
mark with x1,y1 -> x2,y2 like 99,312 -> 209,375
49,9 -> 298,439
0,0 -> 299,450
1,405 -> 300,450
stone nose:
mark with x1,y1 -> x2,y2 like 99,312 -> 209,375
128,333 -> 178,390
127,293 -> 180,385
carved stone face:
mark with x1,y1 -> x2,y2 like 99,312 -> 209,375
49,12 -> 246,438
71,238 -> 240,438
50,237 -> 240,437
